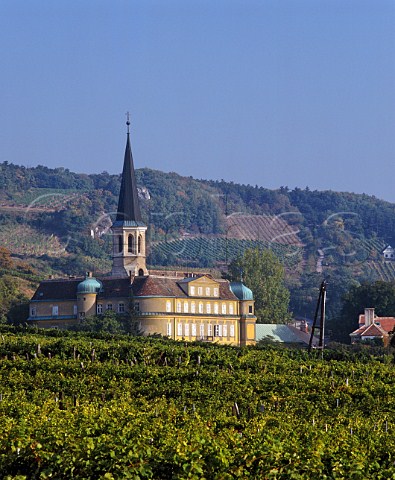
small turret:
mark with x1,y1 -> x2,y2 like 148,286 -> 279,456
76,273 -> 102,319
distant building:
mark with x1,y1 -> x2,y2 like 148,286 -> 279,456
256,322 -> 317,346
350,308 -> 395,344
28,122 -> 257,346
382,245 -> 394,260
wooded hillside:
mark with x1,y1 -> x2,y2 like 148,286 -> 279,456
1,160 -> 395,329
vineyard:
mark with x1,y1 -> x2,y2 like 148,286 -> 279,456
1,328 -> 395,478
367,260 -> 395,282
225,215 -> 302,246
150,237 -> 302,269
0,225 -> 66,257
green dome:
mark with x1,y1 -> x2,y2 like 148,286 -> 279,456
230,282 -> 254,301
77,275 -> 102,295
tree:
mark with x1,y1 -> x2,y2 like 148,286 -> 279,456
0,246 -> 13,270
73,310 -> 133,334
228,248 -> 291,324
0,275 -> 23,323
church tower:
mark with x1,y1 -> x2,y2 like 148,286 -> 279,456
111,118 -> 148,278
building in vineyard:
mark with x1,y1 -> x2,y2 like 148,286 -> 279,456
28,123 -> 257,346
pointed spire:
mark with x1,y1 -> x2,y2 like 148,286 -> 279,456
115,116 -> 143,224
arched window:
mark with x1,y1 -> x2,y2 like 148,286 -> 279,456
128,235 -> 134,253
138,268 -> 144,277
118,235 -> 123,253
138,235 -> 142,254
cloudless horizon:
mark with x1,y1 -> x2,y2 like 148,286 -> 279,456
1,1 -> 395,201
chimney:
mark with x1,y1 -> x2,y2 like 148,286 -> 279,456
364,308 -> 375,326
300,321 -> 308,333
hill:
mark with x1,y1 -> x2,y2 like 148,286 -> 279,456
1,160 -> 395,325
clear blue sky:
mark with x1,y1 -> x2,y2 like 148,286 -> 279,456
1,0 -> 395,201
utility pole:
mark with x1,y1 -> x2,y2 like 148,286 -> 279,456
308,280 -> 327,357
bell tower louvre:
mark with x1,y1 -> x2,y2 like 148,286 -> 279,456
111,116 -> 148,278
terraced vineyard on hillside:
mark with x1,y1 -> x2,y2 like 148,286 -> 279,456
226,214 -> 302,245
150,237 -> 303,268
0,225 -> 66,257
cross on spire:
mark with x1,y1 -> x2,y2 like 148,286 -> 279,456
125,111 -> 131,134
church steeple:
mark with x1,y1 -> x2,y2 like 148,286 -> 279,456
115,123 -> 143,224
111,116 -> 148,278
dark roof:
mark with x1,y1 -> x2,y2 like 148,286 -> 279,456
115,133 -> 143,224
31,277 -> 131,301
97,277 -> 131,298
31,275 -> 237,302
31,278 -> 82,301
132,276 -> 186,297
131,276 -> 238,300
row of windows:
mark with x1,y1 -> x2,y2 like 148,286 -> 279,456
31,303 -> 126,318
169,322 -> 235,338
171,301 -> 234,315
189,286 -> 219,297
97,303 -> 125,314
31,305 -> 76,317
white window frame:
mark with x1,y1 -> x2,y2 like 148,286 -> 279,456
213,287 -> 219,297
118,303 -> 125,313
229,303 -> 234,315
184,323 -> 190,337
198,287 -> 203,295
214,325 -> 223,337
177,323 -> 183,337
166,301 -> 171,313
106,303 -> 113,311
199,323 -> 205,338
198,302 -> 204,314
191,302 -> 196,313
206,303 -> 211,314
214,303 -> 219,314
207,324 -> 213,336
97,304 -> 103,314
52,305 -> 58,316
206,287 -> 210,296
191,324 -> 197,336
222,303 -> 226,315
223,324 -> 228,337
176,301 -> 182,313
167,323 -> 172,337
190,286 -> 195,296
230,324 -> 235,337
184,302 -> 189,313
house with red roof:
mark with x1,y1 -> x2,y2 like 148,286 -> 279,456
350,308 -> 395,345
